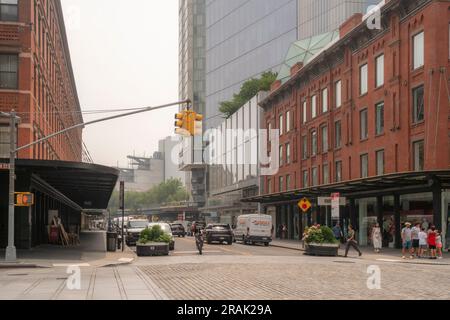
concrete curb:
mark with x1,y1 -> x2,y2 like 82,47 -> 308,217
270,243 -> 450,266
0,263 -> 51,269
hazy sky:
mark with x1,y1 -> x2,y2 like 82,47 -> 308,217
61,0 -> 179,168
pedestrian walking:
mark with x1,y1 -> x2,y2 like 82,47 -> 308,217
427,225 -> 437,260
418,228 -> 428,258
436,230 -> 443,259
371,223 -> 382,253
344,225 -> 362,258
332,222 -> 343,243
282,224 -> 287,240
401,222 -> 414,259
411,223 -> 421,257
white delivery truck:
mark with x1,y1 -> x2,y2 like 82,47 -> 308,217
234,214 -> 273,246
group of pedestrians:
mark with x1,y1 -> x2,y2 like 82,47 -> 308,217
401,222 -> 443,260
332,221 -> 445,259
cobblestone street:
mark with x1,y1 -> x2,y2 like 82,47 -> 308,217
1,238 -> 449,300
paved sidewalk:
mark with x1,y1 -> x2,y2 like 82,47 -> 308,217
270,239 -> 450,265
0,245 -> 136,269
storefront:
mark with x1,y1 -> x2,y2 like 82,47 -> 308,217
243,171 -> 450,249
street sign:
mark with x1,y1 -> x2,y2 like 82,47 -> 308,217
331,193 -> 340,219
298,198 -> 312,213
318,197 -> 346,206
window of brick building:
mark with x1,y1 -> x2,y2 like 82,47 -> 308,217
375,102 -> 384,135
413,85 -> 424,123
286,111 -> 291,132
335,161 -> 342,182
286,175 -> 291,191
268,178 -> 272,194
360,109 -> 368,140
311,130 -> 317,156
279,176 -> 284,192
335,120 -> 342,149
361,154 -> 369,178
0,0 -> 18,21
279,114 -> 284,135
302,135 -> 308,160
321,125 -> 328,153
376,54 -> 384,87
312,167 -> 318,186
279,145 -> 284,167
335,80 -> 342,108
303,170 -> 309,188
322,88 -> 328,113
286,143 -> 291,164
360,64 -> 368,95
323,164 -> 329,185
0,54 -> 18,89
413,31 -> 424,70
376,150 -> 385,176
413,140 -> 424,172
0,124 -> 9,158
311,95 -> 317,118
302,100 -> 307,124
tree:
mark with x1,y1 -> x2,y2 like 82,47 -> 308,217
108,178 -> 189,215
219,71 -> 277,118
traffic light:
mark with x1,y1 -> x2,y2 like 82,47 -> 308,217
192,112 -> 203,136
174,112 -> 189,136
14,192 -> 34,207
175,110 -> 204,137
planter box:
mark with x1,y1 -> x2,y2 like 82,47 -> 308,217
305,243 -> 339,257
136,243 -> 169,257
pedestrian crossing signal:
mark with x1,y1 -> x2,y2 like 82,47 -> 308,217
15,192 -> 34,207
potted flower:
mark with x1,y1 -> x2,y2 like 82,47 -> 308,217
136,225 -> 172,257
304,225 -> 339,257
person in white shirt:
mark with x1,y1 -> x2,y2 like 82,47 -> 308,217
418,228 -> 428,258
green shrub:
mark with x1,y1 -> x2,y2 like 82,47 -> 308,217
139,225 -> 171,244
304,225 -> 338,244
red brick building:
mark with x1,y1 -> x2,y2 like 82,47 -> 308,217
245,0 -> 450,248
0,0 -> 82,162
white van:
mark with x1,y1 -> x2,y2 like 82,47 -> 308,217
234,214 -> 273,246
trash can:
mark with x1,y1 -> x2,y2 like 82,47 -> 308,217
107,232 -> 117,252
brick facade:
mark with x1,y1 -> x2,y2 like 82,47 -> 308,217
262,0 -> 450,195
0,0 -> 82,161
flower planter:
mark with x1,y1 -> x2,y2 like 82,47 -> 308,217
136,242 -> 170,257
305,243 -> 339,257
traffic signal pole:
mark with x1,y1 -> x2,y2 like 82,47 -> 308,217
6,111 -> 18,262
1,99 -> 190,262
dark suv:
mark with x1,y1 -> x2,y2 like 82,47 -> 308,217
170,223 -> 186,237
205,224 -> 233,245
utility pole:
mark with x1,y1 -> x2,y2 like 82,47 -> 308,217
2,99 -> 190,262
5,111 -> 18,262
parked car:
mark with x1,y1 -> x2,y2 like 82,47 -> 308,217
125,219 -> 149,246
148,222 -> 175,251
170,223 -> 186,237
233,214 -> 272,246
204,224 -> 233,245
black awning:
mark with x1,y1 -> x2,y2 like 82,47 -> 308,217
10,159 -> 118,210
242,171 -> 450,204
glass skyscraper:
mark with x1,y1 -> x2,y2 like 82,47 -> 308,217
298,0 -> 381,40
205,0 -> 299,130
